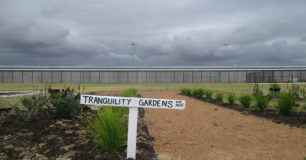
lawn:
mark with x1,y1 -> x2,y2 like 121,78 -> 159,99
1,82 -> 305,108
1,82 -> 305,94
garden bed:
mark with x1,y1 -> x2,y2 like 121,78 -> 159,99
186,96 -> 306,129
0,107 -> 157,160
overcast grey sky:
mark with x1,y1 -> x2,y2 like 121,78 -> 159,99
0,0 -> 305,66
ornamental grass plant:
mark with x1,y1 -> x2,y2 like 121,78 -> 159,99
239,94 -> 252,108
227,93 -> 236,105
215,93 -> 224,103
81,107 -> 128,151
204,90 -> 213,99
276,92 -> 297,116
254,93 -> 270,112
192,88 -> 204,98
181,88 -> 192,96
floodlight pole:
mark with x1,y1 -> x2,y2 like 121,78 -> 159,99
130,42 -> 137,66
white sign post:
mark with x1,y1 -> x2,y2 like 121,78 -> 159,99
80,95 -> 186,159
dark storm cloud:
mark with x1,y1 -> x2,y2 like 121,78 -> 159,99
0,0 -> 305,66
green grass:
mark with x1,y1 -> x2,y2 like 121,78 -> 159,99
0,96 -> 25,108
212,122 -> 218,127
1,83 -> 305,95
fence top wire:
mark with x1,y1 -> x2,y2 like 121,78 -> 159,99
0,66 -> 306,71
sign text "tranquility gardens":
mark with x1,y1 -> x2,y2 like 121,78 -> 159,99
81,95 -> 185,109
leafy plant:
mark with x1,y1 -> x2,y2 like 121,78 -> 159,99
0,111 -> 6,128
181,88 -> 192,96
227,93 -> 236,105
254,93 -> 270,112
51,92 -> 82,119
13,93 -> 48,121
192,88 -> 204,98
215,93 -> 224,103
239,94 -> 252,108
276,92 -> 297,116
81,107 -> 128,152
204,90 -> 213,99
48,87 -> 82,119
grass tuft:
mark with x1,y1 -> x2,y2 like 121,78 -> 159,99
192,88 -> 204,98
239,94 -> 252,108
254,93 -> 270,112
204,90 -> 213,99
215,93 -> 224,103
180,88 -> 192,96
227,93 -> 236,105
276,92 -> 297,116
81,107 -> 128,151
212,122 -> 218,127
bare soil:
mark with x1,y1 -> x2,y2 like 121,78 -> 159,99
142,91 -> 306,160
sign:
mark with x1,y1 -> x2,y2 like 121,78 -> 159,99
80,94 -> 186,160
81,95 -> 185,109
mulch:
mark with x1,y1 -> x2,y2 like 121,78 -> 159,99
0,107 -> 157,160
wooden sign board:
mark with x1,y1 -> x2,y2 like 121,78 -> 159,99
81,95 -> 185,109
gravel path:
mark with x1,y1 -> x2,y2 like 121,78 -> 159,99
141,91 -> 306,160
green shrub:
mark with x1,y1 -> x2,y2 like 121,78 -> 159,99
215,93 -> 224,103
276,92 -> 297,116
13,93 -> 48,121
181,88 -> 192,96
239,94 -> 252,108
50,92 -> 82,119
0,111 -> 6,128
192,88 -> 204,98
204,90 -> 213,99
227,93 -> 236,105
81,107 -> 128,151
254,93 -> 270,112
48,87 -> 82,119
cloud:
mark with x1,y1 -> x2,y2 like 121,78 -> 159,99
0,0 -> 305,66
